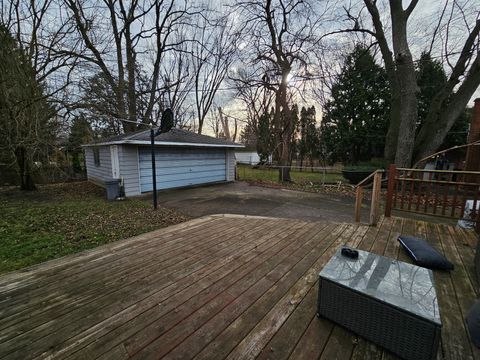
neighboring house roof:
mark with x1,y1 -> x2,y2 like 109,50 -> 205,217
82,128 -> 244,148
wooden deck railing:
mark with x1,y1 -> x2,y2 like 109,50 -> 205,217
354,170 -> 384,225
384,164 -> 480,231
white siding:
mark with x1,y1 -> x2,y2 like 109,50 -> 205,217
84,146 -> 112,186
235,151 -> 260,165
118,145 -> 141,196
138,147 -> 227,192
86,144 -> 237,196
226,149 -> 236,181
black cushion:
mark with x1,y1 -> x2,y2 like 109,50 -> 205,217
467,300 -> 480,348
398,236 -> 454,270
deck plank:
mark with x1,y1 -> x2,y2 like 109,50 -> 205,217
1,218 -> 281,358
0,215 -> 477,360
254,225 -> 370,360
194,224 -> 350,360
223,225 -> 354,360
437,224 -> 480,360
0,217 -> 238,317
122,222 -> 325,359
0,216 -> 218,292
289,218 -> 387,360
425,222 -> 474,360
0,218 -> 258,332
230,224 -> 368,357
448,226 -> 479,296
163,223 -> 340,360
32,218 -> 298,360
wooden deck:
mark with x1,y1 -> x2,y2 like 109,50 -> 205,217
0,214 -> 478,360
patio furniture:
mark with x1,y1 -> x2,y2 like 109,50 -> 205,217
317,248 -> 442,360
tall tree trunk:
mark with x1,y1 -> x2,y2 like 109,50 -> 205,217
364,0 -> 420,166
276,75 -> 292,182
232,118 -> 238,142
390,1 -> 418,167
15,146 -> 36,190
384,88 -> 401,163
106,0 -> 129,132
125,27 -> 137,129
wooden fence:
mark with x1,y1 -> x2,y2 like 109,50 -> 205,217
384,164 -> 480,231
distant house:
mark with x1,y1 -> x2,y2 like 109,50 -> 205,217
82,128 -> 244,197
234,149 -> 260,165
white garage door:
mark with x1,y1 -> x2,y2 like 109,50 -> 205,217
138,147 -> 226,192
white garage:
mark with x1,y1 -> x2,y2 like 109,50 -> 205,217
138,147 -> 227,192
83,128 -> 243,197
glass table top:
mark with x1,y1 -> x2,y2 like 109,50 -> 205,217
319,248 -> 441,325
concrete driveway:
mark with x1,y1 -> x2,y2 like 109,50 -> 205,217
156,181 -> 362,223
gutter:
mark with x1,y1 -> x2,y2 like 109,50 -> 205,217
81,140 -> 244,148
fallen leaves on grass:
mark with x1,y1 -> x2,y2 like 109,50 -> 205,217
0,181 -> 190,273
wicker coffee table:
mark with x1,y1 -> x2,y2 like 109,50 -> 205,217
317,248 -> 442,360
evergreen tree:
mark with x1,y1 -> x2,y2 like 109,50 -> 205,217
297,107 -> 308,167
297,106 -> 318,167
287,104 -> 300,166
67,116 -> 93,172
320,45 -> 390,164
256,110 -> 274,163
0,25 -> 57,189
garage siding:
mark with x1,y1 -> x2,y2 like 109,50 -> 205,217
118,145 -> 140,196
84,146 -> 112,186
138,147 -> 227,192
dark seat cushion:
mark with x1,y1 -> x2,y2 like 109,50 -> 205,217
467,300 -> 480,348
398,236 -> 454,271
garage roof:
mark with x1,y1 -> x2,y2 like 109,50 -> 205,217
82,128 -> 244,148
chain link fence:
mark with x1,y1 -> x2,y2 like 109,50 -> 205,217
236,163 -> 346,185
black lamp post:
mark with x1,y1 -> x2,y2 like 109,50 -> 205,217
150,108 -> 174,210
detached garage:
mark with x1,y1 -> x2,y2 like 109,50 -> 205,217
83,128 -> 243,197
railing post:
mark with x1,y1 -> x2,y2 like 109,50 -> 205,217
370,171 -> 382,225
385,164 -> 397,217
355,186 -> 363,223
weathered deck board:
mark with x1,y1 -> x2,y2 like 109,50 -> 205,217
0,214 -> 477,360
2,218 -> 280,358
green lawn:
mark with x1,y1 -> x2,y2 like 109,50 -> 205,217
0,182 -> 189,274
237,164 -> 346,184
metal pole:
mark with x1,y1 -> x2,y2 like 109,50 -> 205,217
150,128 -> 158,210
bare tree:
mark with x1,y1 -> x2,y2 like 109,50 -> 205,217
156,31 -> 195,129
339,0 -> 480,165
1,0 -> 79,189
64,0 -> 197,132
1,0 -> 80,87
207,107 -> 222,137
190,11 -> 240,134
234,0 -> 321,181
232,68 -> 275,132
217,107 -> 239,142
